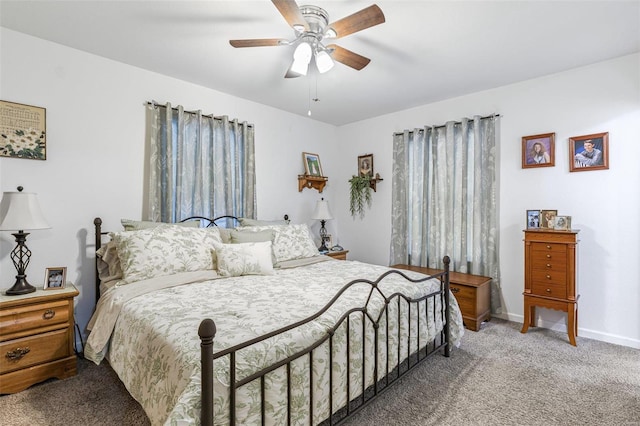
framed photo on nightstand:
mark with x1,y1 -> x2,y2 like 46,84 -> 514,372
44,267 -> 66,289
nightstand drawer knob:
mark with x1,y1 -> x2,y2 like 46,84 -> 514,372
546,275 -> 551,279
6,347 -> 30,361
43,309 -> 56,320
451,287 -> 460,294
546,288 -> 551,293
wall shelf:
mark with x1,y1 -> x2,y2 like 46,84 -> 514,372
369,174 -> 383,192
298,175 -> 328,193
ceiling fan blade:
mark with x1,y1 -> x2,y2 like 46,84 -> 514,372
272,0 -> 309,31
328,4 -> 385,39
327,44 -> 371,70
229,39 -> 284,48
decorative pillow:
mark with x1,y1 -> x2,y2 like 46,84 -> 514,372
230,229 -> 275,244
96,240 -> 123,283
121,218 -> 201,231
214,241 -> 274,277
238,217 -> 289,227
243,224 -> 318,263
113,225 -> 223,283
218,227 -> 232,243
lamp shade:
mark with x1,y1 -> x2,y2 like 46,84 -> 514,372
0,189 -> 50,231
311,199 -> 333,221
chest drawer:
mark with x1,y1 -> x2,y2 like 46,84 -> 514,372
450,284 -> 474,310
531,256 -> 567,272
0,300 -> 69,340
0,328 -> 70,374
531,280 -> 567,299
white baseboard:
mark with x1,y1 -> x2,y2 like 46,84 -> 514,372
492,313 -> 640,349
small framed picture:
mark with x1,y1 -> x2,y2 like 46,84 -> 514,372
570,132 -> 609,172
324,234 -> 333,249
522,133 -> 555,168
44,267 -> 66,289
554,215 -> 571,231
526,210 -> 540,229
302,152 -> 323,177
358,154 -> 374,177
540,210 -> 558,229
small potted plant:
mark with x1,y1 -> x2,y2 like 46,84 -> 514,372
349,175 -> 372,218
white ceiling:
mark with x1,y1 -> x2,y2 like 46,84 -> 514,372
1,1 -> 639,126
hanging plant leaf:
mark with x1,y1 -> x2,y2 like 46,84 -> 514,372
348,175 -> 372,219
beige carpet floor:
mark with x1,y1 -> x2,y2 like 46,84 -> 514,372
1,318 -> 638,425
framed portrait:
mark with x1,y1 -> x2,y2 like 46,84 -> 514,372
554,215 -> 571,231
0,100 -> 47,160
570,132 -> 609,172
302,152 -> 323,177
44,267 -> 67,290
526,210 -> 540,229
323,234 -> 333,249
539,210 -> 557,229
522,133 -> 555,168
357,154 -> 374,177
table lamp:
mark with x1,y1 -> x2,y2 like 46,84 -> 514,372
311,198 -> 333,252
0,186 -> 50,295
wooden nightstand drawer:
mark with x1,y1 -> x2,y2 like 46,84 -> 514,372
326,250 -> 349,260
1,328 -> 70,374
0,300 -> 69,339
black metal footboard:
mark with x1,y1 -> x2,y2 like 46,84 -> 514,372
199,256 -> 451,426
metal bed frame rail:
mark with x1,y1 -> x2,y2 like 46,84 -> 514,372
199,257 -> 451,426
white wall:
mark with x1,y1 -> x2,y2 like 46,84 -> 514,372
2,28 -> 638,349
0,29 -> 337,339
330,54 -> 640,348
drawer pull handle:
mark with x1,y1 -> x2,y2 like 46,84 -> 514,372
546,254 -> 551,258
546,275 -> 551,279
451,287 -> 460,294
546,264 -> 551,268
546,245 -> 551,249
6,347 -> 30,361
43,309 -> 56,320
546,288 -> 551,293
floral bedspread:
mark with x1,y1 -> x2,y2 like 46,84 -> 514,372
85,260 -> 463,425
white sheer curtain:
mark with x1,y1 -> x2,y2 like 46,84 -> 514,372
146,102 -> 256,223
390,116 -> 501,313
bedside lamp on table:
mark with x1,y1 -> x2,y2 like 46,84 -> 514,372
0,186 -> 50,295
311,198 -> 333,253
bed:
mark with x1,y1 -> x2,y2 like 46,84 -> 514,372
85,216 -> 464,425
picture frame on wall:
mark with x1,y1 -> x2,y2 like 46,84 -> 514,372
0,100 -> 47,160
540,210 -> 558,229
357,154 -> 374,177
554,215 -> 571,231
302,152 -> 323,177
570,132 -> 609,172
522,133 -> 555,168
44,267 -> 67,290
526,210 -> 540,229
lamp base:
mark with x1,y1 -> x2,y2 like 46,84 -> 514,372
5,276 -> 36,295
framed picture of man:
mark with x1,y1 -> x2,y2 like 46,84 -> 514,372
302,152 -> 323,177
540,210 -> 558,229
570,132 -> 609,172
522,133 -> 555,169
44,267 -> 67,289
526,210 -> 540,229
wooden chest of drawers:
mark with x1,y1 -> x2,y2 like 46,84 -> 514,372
0,285 -> 78,394
521,229 -> 579,346
390,264 -> 492,331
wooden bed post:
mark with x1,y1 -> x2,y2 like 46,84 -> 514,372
199,319 -> 216,426
443,256 -> 451,357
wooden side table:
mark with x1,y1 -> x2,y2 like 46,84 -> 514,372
390,264 -> 492,331
326,250 -> 349,260
0,284 -> 79,394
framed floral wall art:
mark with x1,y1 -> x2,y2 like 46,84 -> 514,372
0,100 -> 47,160
522,133 -> 554,168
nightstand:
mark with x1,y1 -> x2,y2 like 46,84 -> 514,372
326,250 -> 349,260
0,284 -> 79,394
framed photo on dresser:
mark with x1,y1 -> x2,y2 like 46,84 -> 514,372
44,267 -> 66,289
539,210 -> 557,229
526,210 -> 540,229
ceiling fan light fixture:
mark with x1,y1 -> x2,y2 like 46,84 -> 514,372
315,50 -> 334,73
290,41 -> 312,75
325,28 -> 337,39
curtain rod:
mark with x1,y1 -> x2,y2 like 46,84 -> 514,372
145,101 -> 254,128
393,114 -> 501,136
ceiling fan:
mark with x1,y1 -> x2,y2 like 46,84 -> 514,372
229,0 -> 385,78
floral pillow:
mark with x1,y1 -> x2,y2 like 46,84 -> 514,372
112,225 -> 223,284
213,241 -> 274,277
241,224 -> 318,264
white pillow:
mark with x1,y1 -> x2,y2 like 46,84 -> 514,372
214,241 -> 274,277
242,224 -> 318,263
113,225 -> 223,284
